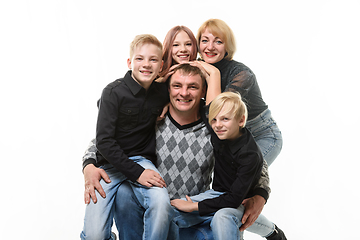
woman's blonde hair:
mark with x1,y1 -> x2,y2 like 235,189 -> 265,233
208,92 -> 248,127
197,19 -> 236,60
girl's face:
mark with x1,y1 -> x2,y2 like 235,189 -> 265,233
199,28 -> 226,64
171,30 -> 194,64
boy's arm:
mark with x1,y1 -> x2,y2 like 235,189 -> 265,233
96,86 -> 167,187
96,86 -> 145,182
197,151 -> 263,216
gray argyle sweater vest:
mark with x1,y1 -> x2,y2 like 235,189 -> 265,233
156,114 -> 214,199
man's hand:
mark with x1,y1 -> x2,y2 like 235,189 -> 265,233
240,195 -> 266,231
137,169 -> 166,188
83,164 -> 111,204
171,195 -> 198,212
157,103 -> 169,121
155,64 -> 178,83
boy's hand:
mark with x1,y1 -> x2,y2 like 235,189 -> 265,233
137,169 -> 166,188
240,195 -> 266,231
171,195 -> 198,212
83,164 -> 111,204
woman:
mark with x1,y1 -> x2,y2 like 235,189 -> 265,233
197,19 -> 282,166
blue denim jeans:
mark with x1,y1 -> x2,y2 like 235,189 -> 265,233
114,182 -> 144,240
80,157 -> 173,240
246,109 -> 283,166
113,183 -> 210,240
172,189 -> 274,240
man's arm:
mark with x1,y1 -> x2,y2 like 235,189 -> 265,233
240,159 -> 270,231
82,139 -> 111,204
82,138 -> 97,171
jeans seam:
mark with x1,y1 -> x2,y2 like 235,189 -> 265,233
251,221 -> 275,238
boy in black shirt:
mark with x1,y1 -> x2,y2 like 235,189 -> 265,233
171,92 -> 286,240
81,34 -> 172,240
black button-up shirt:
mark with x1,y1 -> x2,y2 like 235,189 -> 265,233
198,127 -> 264,216
96,71 -> 169,182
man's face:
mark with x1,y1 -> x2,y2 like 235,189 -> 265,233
168,70 -> 206,114
127,43 -> 163,89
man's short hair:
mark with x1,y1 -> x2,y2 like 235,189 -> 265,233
170,63 -> 207,88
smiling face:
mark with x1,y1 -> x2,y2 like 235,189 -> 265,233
211,102 -> 245,140
171,30 -> 194,64
199,28 -> 226,64
168,70 -> 206,116
127,43 -> 163,89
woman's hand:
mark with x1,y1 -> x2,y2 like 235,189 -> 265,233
171,195 -> 198,212
191,61 -> 220,80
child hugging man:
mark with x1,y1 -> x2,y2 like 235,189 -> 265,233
81,34 -> 173,240
171,92 -> 287,240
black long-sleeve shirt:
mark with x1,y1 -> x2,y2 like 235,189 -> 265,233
212,58 -> 268,120
198,127 -> 264,216
96,71 -> 169,182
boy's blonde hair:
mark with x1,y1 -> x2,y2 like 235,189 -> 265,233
197,19 -> 236,61
209,92 -> 248,127
129,34 -> 163,59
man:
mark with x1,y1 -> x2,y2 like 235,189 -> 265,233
82,63 -> 270,239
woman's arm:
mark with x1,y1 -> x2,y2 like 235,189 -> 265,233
191,61 -> 221,105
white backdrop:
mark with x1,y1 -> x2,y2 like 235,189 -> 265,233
1,1 -> 359,239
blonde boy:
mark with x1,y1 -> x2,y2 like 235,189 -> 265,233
81,34 -> 172,240
171,92 -> 287,240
